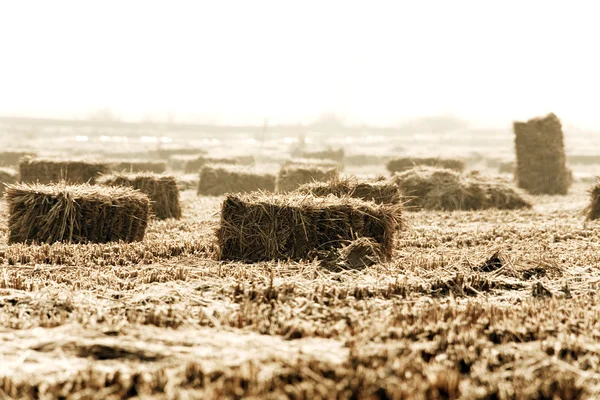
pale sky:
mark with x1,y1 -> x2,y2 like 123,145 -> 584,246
1,1 -> 599,128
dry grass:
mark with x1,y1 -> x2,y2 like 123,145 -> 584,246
197,164 -> 276,196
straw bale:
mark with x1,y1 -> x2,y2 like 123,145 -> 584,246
153,147 -> 207,160
217,193 -> 400,262
276,164 -> 339,193
98,173 -> 181,220
386,157 -> 465,174
0,151 -> 36,167
19,158 -> 110,184
300,147 -> 345,162
513,113 -> 571,194
282,158 -> 340,169
168,154 -> 202,171
184,155 -> 255,174
0,167 -> 18,195
498,161 -> 515,175
110,160 -> 167,174
392,166 -> 531,211
197,164 -> 276,196
5,183 -> 150,244
567,154 -> 600,165
584,181 -> 600,221
295,176 -> 402,204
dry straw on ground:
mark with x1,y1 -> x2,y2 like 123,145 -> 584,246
98,173 -> 182,220
184,155 -> 255,174
386,157 -> 465,174
197,164 -> 276,196
276,163 -> 339,193
0,167 -> 17,195
217,193 -> 400,262
5,182 -> 150,244
295,176 -> 402,204
393,166 -> 531,211
514,113 -> 571,195
19,157 -> 110,184
110,160 -> 167,174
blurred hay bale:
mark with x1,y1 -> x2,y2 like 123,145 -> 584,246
19,158 -> 110,184
498,161 -> 515,175
392,166 -> 531,211
0,167 -> 18,195
184,155 -> 255,174
295,176 -> 402,204
0,151 -> 36,167
197,164 -> 276,196
176,173 -> 200,191
168,154 -> 202,171
584,182 -> 600,221
386,157 -> 465,174
276,164 -> 339,193
153,147 -> 207,160
567,154 -> 600,165
299,147 -> 345,162
282,158 -> 340,169
6,183 -> 150,244
98,173 -> 181,220
344,154 -> 392,166
110,160 -> 167,174
217,193 -> 400,262
513,113 -> 571,195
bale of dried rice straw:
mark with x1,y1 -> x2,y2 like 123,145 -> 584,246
513,113 -> 571,195
0,151 -> 36,167
6,183 -> 150,244
498,161 -> 515,175
295,176 -> 401,204
197,164 -> 276,196
282,158 -> 340,168
584,181 -> 600,221
98,173 -> 181,220
184,155 -> 255,174
110,160 -> 167,174
392,166 -> 531,211
386,157 -> 465,174
19,158 -> 110,184
0,168 -> 18,195
153,147 -> 207,160
300,147 -> 345,162
217,193 -> 400,262
276,163 -> 339,193
168,154 -> 202,171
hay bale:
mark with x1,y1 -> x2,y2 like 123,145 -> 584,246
153,147 -> 207,160
0,168 -> 18,195
386,157 -> 465,174
282,158 -> 340,168
276,164 -> 339,193
19,158 -> 110,184
0,151 -> 36,167
392,166 -> 531,211
585,182 -> 600,221
514,113 -> 571,195
168,154 -> 203,171
184,156 -> 255,174
5,183 -> 150,244
295,176 -> 402,204
197,164 -> 276,196
217,193 -> 400,262
498,161 -> 515,175
110,160 -> 167,174
98,173 -> 181,220
299,147 -> 345,162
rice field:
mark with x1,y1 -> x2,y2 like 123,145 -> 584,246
1,126 -> 600,399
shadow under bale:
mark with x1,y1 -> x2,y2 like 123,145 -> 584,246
392,166 -> 531,211
6,183 -> 150,244
217,193 -> 401,262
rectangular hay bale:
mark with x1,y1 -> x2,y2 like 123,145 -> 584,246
513,113 -> 571,195
386,157 -> 465,174
19,158 -> 110,184
110,160 -> 167,174
6,183 -> 150,244
295,177 -> 402,204
217,193 -> 399,262
0,151 -> 37,167
184,156 -> 255,174
276,164 -> 339,193
197,164 -> 276,196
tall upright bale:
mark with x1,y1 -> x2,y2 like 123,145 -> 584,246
513,113 -> 571,195
197,164 -> 276,196
217,193 -> 400,262
19,158 -> 110,184
0,151 -> 36,167
295,177 -> 402,205
0,168 -> 18,196
6,183 -> 150,244
276,164 -> 339,193
98,173 -> 181,220
386,157 -> 465,174
110,160 -> 167,174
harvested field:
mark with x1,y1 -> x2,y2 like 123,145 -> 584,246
393,166 -> 531,211
295,176 -> 401,204
5,182 -> 150,244
386,157 -> 465,173
197,164 -> 276,196
98,173 -> 182,220
217,193 -> 400,262
110,160 -> 167,174
19,157 -> 110,184
276,163 -> 339,192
